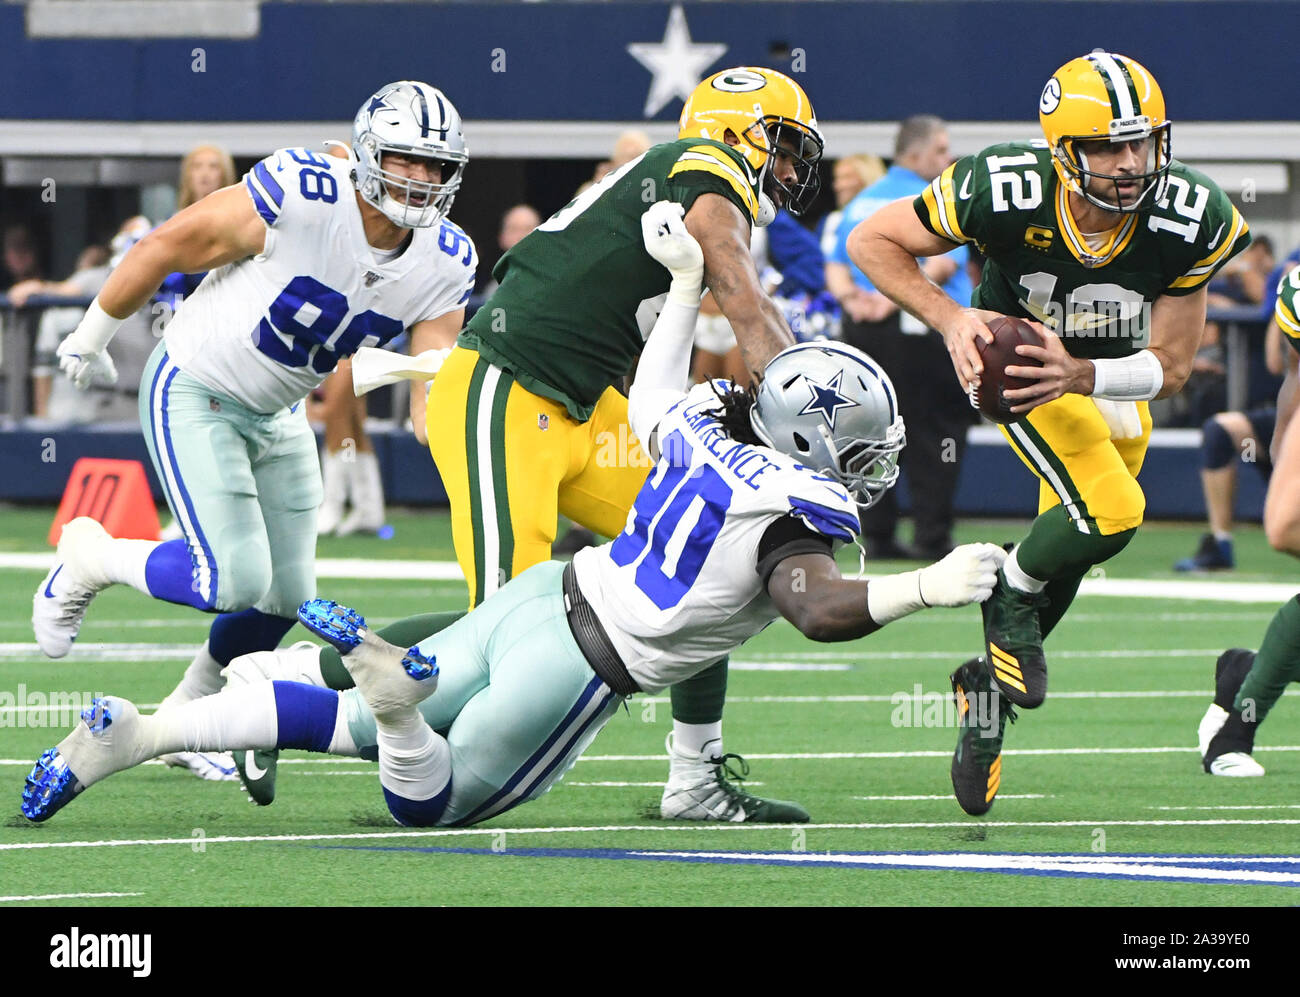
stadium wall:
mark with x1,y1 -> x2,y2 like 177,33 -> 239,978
0,425 -> 1265,524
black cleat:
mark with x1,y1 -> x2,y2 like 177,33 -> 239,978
950,657 -> 1017,816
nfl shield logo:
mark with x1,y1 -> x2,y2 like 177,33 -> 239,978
538,413 -> 549,431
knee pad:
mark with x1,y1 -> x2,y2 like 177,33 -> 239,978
1085,467 -> 1146,534
1202,416 -> 1235,470
214,548 -> 273,612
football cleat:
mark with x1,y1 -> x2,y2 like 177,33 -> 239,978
234,749 -> 279,806
32,517 -> 114,658
300,600 -> 436,720
981,567 -> 1048,709
21,696 -> 143,822
160,750 -> 237,781
1199,648 -> 1264,776
950,657 -> 1017,816
661,735 -> 808,823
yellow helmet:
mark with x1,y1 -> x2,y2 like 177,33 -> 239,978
679,66 -> 824,217
1038,52 -> 1171,214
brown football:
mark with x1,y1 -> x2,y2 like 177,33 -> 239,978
971,316 -> 1045,424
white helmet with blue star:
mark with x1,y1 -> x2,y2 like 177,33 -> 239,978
351,80 -> 468,229
750,342 -> 905,508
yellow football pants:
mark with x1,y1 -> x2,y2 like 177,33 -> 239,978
427,346 -> 652,607
1000,394 -> 1152,536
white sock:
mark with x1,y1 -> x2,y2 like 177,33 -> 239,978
100,538 -> 159,594
143,682 -> 280,756
1213,530 -> 1233,543
1003,546 -> 1047,595
377,713 -> 451,803
673,720 -> 722,760
157,642 -> 224,711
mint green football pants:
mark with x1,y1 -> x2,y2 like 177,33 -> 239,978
339,561 -> 625,826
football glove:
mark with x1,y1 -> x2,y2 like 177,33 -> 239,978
641,200 -> 703,305
1093,398 -> 1142,440
917,542 -> 1007,607
56,332 -> 118,390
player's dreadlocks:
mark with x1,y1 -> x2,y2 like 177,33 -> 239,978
706,378 -> 763,447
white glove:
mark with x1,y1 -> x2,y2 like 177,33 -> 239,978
917,542 -> 1008,607
641,200 -> 703,305
56,331 -> 118,390
1093,398 -> 1142,440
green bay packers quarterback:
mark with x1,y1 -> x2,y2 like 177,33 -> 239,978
849,51 -> 1250,815
411,67 -> 823,822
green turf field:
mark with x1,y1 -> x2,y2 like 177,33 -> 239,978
1,506 -> 1297,906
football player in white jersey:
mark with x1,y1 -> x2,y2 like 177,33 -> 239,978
30,82 -> 476,780
21,202 -> 1005,826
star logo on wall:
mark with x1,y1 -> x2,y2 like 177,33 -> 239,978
627,5 -> 728,117
798,370 -> 859,429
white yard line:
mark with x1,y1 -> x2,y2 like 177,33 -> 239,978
0,891 -> 143,902
5,820 -> 1300,853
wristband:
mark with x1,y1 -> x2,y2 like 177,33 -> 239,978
77,298 -> 126,353
667,272 -> 704,308
1089,349 -> 1163,401
865,569 -> 928,626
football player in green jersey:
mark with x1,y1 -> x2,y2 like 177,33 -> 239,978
409,67 -> 825,822
849,51 -> 1251,814
1198,263 -> 1300,777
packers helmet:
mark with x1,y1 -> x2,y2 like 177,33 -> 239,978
679,67 -> 824,220
1038,52 -> 1171,214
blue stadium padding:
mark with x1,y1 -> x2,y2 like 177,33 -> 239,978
1,2 -> 1294,123
0,424 -> 1267,522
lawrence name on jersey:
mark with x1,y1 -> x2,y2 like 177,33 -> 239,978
21,202 -> 1005,828
31,81 -> 475,783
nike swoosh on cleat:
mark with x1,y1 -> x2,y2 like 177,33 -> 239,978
243,751 -> 266,780
44,564 -> 64,598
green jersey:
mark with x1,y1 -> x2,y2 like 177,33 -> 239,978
462,138 -> 763,420
1275,264 -> 1300,355
914,140 -> 1250,359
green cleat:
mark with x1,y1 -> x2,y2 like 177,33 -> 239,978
951,657 -> 1017,816
981,567 -> 1049,708
234,748 -> 279,806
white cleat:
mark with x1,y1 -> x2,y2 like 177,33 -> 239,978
1207,752 -> 1265,777
159,750 -> 238,781
343,629 -> 437,721
32,517 -> 113,658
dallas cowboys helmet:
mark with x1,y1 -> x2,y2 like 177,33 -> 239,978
352,81 -> 468,228
750,342 -> 905,509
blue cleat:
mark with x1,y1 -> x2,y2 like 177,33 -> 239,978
21,747 -> 83,823
299,599 -> 436,680
298,599 -> 369,652
20,700 -> 112,822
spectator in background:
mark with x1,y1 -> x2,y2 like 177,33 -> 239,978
24,217 -> 156,423
818,153 -> 886,260
480,203 -> 541,298
3,224 -> 45,289
576,129 -> 652,195
156,144 -> 237,309
1174,248 -> 1290,571
826,115 -> 973,560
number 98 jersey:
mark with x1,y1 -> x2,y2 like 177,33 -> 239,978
913,140 -> 1250,360
571,381 -> 861,695
164,146 -> 477,414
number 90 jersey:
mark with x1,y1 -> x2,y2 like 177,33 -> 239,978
571,381 -> 861,695
164,146 -> 477,414
913,140 -> 1250,360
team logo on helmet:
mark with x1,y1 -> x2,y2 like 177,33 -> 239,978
797,370 -> 860,430
1039,77 -> 1062,115
712,69 -> 767,93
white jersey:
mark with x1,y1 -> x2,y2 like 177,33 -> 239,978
573,381 -> 861,694
164,146 -> 477,413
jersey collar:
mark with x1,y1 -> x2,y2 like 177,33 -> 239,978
1054,183 -> 1137,269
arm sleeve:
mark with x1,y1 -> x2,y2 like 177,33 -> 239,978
755,514 -> 834,584
626,294 -> 699,446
